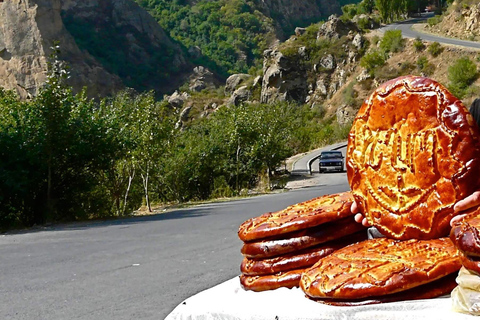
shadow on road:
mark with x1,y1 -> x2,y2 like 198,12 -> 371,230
2,207 -> 214,235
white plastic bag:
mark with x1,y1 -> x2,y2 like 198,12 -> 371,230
452,266 -> 480,315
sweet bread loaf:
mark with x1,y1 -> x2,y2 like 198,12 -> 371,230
450,207 -> 480,257
450,208 -> 480,274
459,254 -> 480,275
300,237 -> 461,300
238,192 -> 354,242
239,268 -> 306,292
317,273 -> 457,306
241,217 -> 366,258
241,231 -> 367,275
347,76 -> 480,240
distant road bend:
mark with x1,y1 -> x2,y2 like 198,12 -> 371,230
381,14 -> 480,50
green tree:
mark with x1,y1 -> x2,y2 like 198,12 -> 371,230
375,0 -> 391,22
131,93 -> 175,212
428,42 -> 444,57
360,49 -> 387,75
379,30 -> 404,53
359,0 -> 375,13
448,57 -> 478,98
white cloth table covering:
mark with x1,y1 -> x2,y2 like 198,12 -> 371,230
165,277 -> 477,320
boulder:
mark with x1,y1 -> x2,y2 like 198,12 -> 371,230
295,27 -> 306,36
352,33 -> 364,50
228,86 -> 251,106
179,104 -> 192,121
319,54 -> 336,70
225,73 -> 251,95
317,15 -> 358,40
166,90 -> 190,108
260,49 -> 308,104
188,66 -> 219,92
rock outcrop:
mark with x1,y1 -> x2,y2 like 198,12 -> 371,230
258,0 -> 351,39
260,49 -> 308,104
427,3 -> 480,40
317,15 -> 358,40
227,86 -> 251,106
188,66 -> 220,92
225,73 -> 252,95
0,0 -> 112,99
260,24 -> 364,109
0,0 -> 191,99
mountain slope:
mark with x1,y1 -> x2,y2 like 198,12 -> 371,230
135,0 -> 361,76
0,0 -> 192,99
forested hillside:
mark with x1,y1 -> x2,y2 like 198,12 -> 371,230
135,0 -> 361,76
3,0 -> 479,231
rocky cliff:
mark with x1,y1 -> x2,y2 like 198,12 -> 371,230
258,0 -> 359,38
0,0 -> 191,99
426,2 -> 480,41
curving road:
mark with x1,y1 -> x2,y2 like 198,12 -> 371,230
1,170 -> 350,320
380,13 -> 480,50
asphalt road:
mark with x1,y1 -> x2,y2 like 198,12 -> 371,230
291,142 -> 347,175
1,173 -> 350,320
381,14 -> 480,50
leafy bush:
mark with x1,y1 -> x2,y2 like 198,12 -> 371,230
413,37 -> 426,52
342,4 -> 358,19
360,49 -> 387,75
428,42 -> 444,57
448,57 -> 478,98
341,81 -> 360,107
416,55 -> 436,75
357,17 -> 371,30
380,30 -> 404,53
427,15 -> 443,26
358,0 -> 375,14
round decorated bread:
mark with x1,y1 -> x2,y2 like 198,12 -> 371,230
347,75 -> 480,240
300,237 -> 461,300
450,207 -> 480,257
238,191 -> 354,242
317,273 -> 457,306
241,217 -> 366,259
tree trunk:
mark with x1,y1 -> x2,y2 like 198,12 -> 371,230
122,167 -> 135,215
141,162 -> 151,212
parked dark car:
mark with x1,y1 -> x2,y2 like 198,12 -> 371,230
318,150 -> 344,173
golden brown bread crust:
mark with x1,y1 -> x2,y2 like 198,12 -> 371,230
347,75 -> 480,240
240,231 -> 368,275
450,207 -> 480,257
241,217 -> 366,259
239,268 -> 306,292
238,192 -> 354,242
459,253 -> 480,275
300,237 -> 461,300
313,273 -> 457,306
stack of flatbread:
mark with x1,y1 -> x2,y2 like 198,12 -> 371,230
237,191 -> 367,291
300,76 -> 480,305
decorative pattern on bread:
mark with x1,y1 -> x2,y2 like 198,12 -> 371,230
347,76 -> 480,239
238,191 -> 354,242
300,237 -> 461,300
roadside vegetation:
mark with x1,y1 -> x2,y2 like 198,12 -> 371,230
5,0 -> 480,231
0,48 -> 350,230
